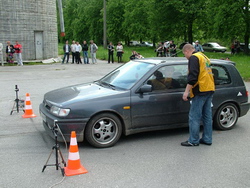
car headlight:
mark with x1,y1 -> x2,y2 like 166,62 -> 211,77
50,106 -> 70,117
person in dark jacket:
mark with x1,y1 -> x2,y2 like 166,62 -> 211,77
6,41 -> 15,63
62,40 -> 71,64
82,40 -> 89,64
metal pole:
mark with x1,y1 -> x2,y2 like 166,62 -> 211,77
103,0 -> 107,49
57,0 -> 65,37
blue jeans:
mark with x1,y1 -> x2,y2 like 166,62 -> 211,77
188,92 -> 213,144
83,51 -> 89,64
62,52 -> 69,63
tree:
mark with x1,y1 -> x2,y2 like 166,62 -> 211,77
207,0 -> 250,54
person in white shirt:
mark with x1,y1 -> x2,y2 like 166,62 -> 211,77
75,42 -> 82,64
116,42 -> 123,63
70,41 -> 76,64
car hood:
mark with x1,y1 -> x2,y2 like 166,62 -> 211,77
44,83 -> 123,107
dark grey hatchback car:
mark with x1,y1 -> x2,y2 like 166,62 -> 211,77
39,57 -> 249,148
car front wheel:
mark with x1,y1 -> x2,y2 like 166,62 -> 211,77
213,103 -> 239,130
85,113 -> 122,148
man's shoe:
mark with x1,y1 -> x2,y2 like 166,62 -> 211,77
181,141 -> 199,147
199,139 -> 212,146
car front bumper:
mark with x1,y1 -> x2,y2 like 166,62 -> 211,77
39,104 -> 89,142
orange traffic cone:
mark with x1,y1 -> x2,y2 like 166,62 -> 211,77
22,93 -> 37,118
64,131 -> 88,176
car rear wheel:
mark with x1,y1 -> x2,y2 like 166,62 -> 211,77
85,113 -> 122,148
213,103 -> 239,130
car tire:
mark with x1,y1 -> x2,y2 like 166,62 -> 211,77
213,103 -> 239,130
85,113 -> 122,148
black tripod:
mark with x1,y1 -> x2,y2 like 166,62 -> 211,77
42,121 -> 66,176
10,85 -> 24,115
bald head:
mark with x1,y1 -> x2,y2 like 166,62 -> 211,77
182,44 -> 195,59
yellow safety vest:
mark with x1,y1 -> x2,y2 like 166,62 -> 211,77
190,52 -> 215,98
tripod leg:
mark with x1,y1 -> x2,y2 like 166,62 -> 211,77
58,149 -> 66,167
42,149 -> 54,172
10,102 -> 16,115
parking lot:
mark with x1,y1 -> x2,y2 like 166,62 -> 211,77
0,61 -> 250,188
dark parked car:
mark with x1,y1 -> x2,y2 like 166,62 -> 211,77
40,57 -> 249,148
202,42 -> 227,53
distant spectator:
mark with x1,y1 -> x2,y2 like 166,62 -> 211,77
116,42 -> 123,63
234,39 -> 241,54
169,40 -> 177,57
75,41 -> 82,64
194,40 -> 204,52
62,40 -> 70,64
130,51 -> 144,60
156,42 -> 164,57
231,42 -> 235,55
90,40 -> 98,64
82,40 -> 89,64
71,40 -> 76,64
0,42 -> 4,66
14,41 -> 23,66
164,41 -> 170,57
6,41 -> 15,64
107,42 -> 114,63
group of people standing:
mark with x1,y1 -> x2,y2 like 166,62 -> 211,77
156,40 -> 177,57
107,42 -> 124,63
62,40 -> 98,64
0,41 -> 23,66
62,40 -> 125,64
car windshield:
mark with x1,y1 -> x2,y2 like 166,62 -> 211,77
99,61 -> 155,90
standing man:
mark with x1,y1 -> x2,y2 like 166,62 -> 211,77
62,40 -> 70,64
82,40 -> 89,64
75,41 -> 82,64
169,40 -> 177,57
0,42 -> 4,66
107,42 -> 114,63
14,41 -> 23,66
181,44 -> 215,147
194,40 -> 204,52
70,40 -> 76,64
90,40 -> 98,64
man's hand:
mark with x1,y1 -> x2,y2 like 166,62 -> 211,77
182,91 -> 189,101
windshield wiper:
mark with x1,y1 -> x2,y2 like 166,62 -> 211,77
99,81 -> 116,90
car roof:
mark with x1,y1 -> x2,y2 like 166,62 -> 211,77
132,57 -> 235,66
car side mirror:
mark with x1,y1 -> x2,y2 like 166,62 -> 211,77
139,84 -> 152,93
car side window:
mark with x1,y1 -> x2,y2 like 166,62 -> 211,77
211,65 -> 231,85
146,65 -> 187,91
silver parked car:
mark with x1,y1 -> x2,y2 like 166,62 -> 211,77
202,42 -> 227,53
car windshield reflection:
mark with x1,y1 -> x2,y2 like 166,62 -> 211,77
100,61 -> 155,90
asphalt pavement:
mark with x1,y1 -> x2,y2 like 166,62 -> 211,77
0,60 -> 250,188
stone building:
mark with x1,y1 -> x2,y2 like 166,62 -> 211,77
0,0 -> 58,60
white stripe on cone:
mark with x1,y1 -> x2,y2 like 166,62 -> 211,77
70,137 -> 77,146
68,152 -> 80,160
25,105 -> 32,109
